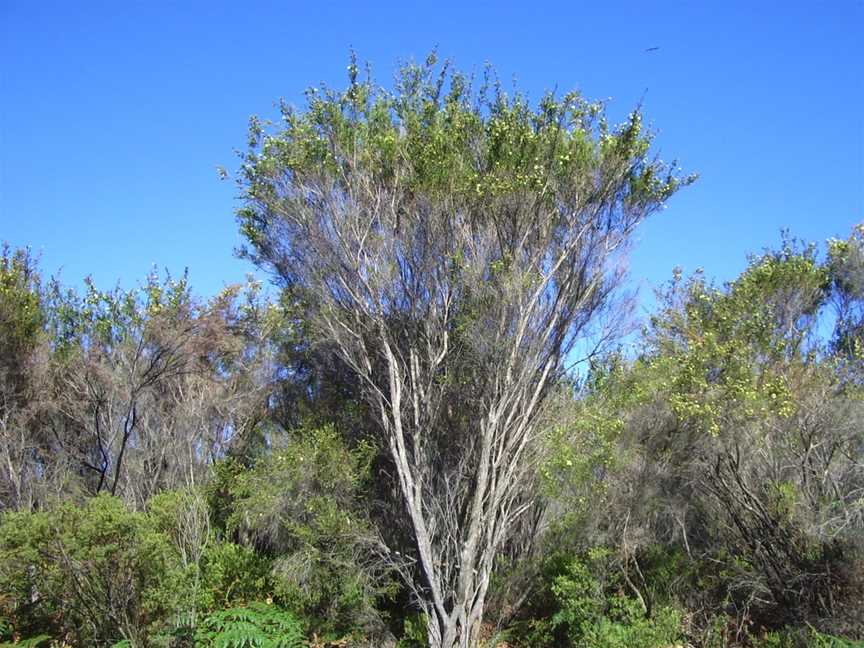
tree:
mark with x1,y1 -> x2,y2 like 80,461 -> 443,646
51,272 -> 273,507
0,259 -> 275,512
561,233 -> 864,639
0,246 -> 53,511
828,224 -> 864,369
236,54 -> 690,648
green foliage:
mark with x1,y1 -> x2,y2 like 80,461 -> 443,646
752,626 -> 864,648
395,613 -> 428,648
0,426 -> 384,643
514,548 -> 681,648
227,425 -> 373,552
552,552 -> 680,648
0,636 -> 52,648
828,226 -> 864,368
237,52 -> 692,272
540,373 -> 636,524
199,541 -> 273,609
65,268 -> 195,349
537,230 -> 864,644
148,487 -> 275,623
0,245 -> 44,361
639,237 -> 838,430
225,426 -> 386,636
0,495 -> 178,645
194,603 -> 305,648
206,457 -> 249,533
0,492 -> 283,646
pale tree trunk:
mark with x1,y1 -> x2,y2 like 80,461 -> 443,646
311,204 -> 633,648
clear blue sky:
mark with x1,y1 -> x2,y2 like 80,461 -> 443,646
2,1 -> 862,313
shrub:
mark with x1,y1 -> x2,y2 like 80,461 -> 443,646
0,495 -> 177,646
225,426 -> 390,637
513,547 -> 682,648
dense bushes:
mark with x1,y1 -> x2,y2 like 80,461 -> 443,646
523,234 -> 864,646
0,234 -> 864,648
507,547 -> 681,648
0,427 -> 388,646
215,426 -> 393,639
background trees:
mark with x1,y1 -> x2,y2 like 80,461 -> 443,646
0,245 -> 52,511
0,265 -> 274,513
540,231 -> 864,645
2,232 -> 862,648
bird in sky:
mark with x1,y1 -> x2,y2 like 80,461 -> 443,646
645,46 -> 660,52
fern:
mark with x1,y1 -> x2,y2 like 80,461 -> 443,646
195,603 -> 305,648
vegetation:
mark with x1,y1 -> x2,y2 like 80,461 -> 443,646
193,604 -> 305,648
1,56 -> 861,647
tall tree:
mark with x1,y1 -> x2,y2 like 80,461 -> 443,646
236,54 -> 690,648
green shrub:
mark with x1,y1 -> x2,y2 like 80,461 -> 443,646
752,627 -> 864,648
0,495 -> 178,645
0,636 -> 52,648
514,547 -> 682,648
395,612 -> 428,648
200,541 -> 273,609
225,426 -> 388,637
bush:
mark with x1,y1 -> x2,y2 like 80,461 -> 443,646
513,547 -> 682,648
751,626 -> 864,648
225,426 -> 391,638
0,495 -> 177,646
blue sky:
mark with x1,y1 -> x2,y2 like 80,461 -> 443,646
2,1 -> 862,317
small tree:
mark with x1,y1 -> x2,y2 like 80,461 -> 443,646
236,54 -> 690,648
0,245 -> 49,511
52,273 -> 272,507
